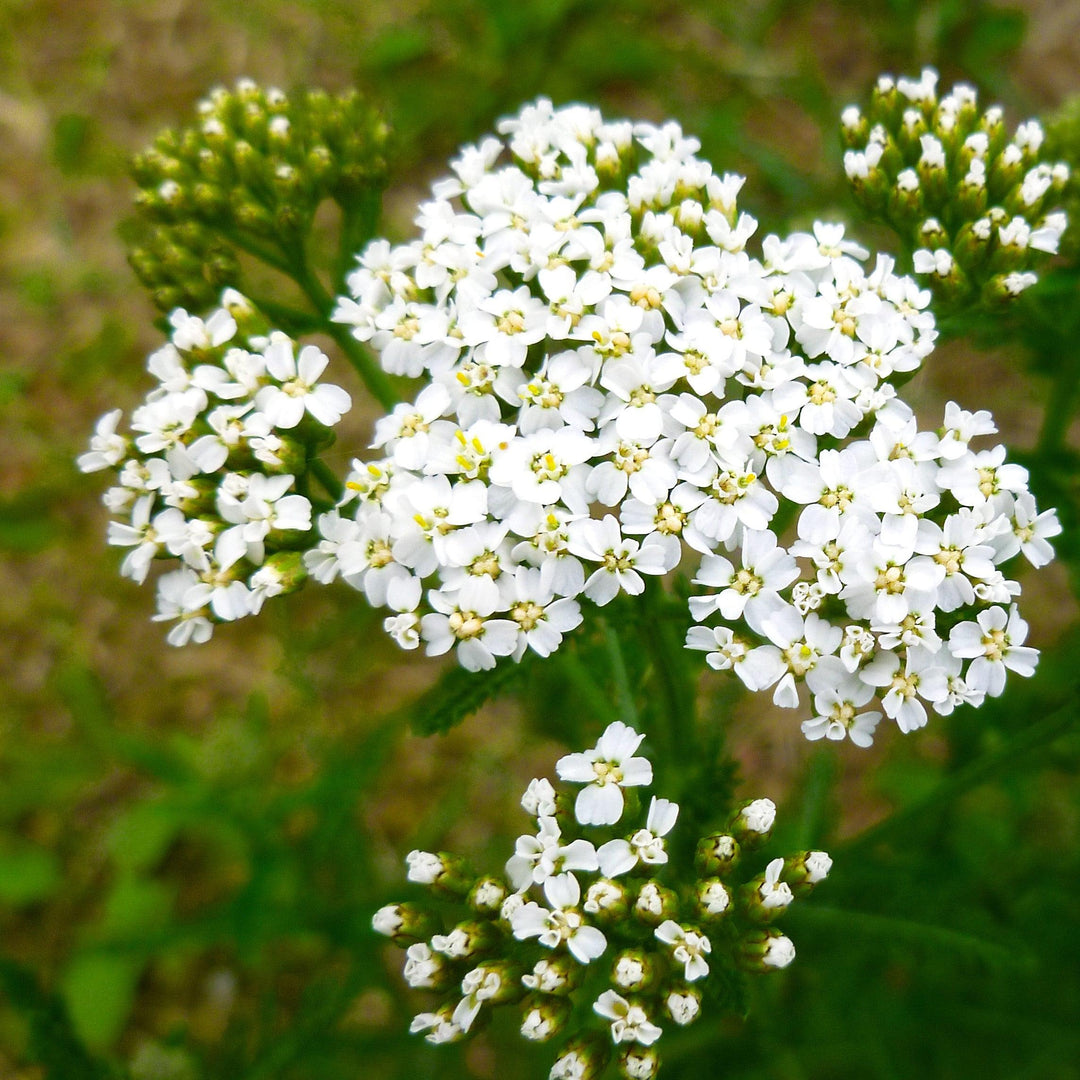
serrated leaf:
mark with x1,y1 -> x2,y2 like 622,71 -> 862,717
408,656 -> 529,736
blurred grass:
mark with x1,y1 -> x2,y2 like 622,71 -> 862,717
0,0 -> 1078,1077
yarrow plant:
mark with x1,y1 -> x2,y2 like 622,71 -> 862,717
83,96 -> 1062,743
373,722 -> 829,1079
77,65 -> 1079,1078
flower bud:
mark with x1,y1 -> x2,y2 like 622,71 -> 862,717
695,833 -> 740,876
840,105 -> 869,149
740,857 -> 795,922
468,875 -> 508,917
549,1033 -> 610,1080
402,941 -> 453,990
371,901 -> 436,943
663,983 -> 702,1026
611,949 -> 658,993
430,919 -> 497,960
519,994 -> 572,1042
731,798 -> 775,844
694,877 -> 731,920
618,1044 -> 660,1080
632,881 -> 680,926
786,850 -> 833,892
582,878 -> 629,924
405,849 -> 473,895
739,927 -> 797,972
522,955 -> 581,996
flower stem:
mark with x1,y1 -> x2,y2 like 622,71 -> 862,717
284,243 -> 400,411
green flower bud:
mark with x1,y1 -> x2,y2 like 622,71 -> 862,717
694,877 -> 731,921
663,983 -> 702,1026
254,551 -> 307,597
731,798 -> 775,845
617,1044 -> 660,1080
521,954 -> 581,996
430,919 -> 498,960
915,217 -> 947,251
406,849 -> 474,896
738,927 -> 797,973
785,850 -> 833,893
549,1033 -> 610,1080
468,876 -> 508,917
582,877 -> 629,925
632,880 -> 680,926
695,832 -> 740,877
519,994 -> 572,1042
371,901 -> 436,943
840,105 -> 869,150
611,948 -> 658,993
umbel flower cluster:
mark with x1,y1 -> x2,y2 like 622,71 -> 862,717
374,722 -> 830,1079
78,292 -> 351,644
841,67 -> 1069,304
129,80 -> 390,312
320,98 -> 1059,743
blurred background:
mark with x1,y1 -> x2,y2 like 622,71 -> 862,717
1,0 -> 1079,1077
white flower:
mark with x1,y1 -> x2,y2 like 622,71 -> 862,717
654,920 -> 711,981
948,604 -> 1038,697
510,873 -> 607,964
556,721 -> 653,826
763,934 -> 797,969
255,335 -> 352,429
739,798 -> 776,835
597,797 -> 679,876
593,990 -> 662,1045
759,857 -> 794,910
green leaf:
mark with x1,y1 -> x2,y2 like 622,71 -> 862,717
100,875 -> 174,938
408,656 -> 530,736
105,800 -> 185,875
0,846 -> 61,904
61,952 -> 143,1051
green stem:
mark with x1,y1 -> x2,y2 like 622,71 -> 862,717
285,243 -> 400,411
334,188 -> 383,293
637,583 -> 697,793
1035,341 -> 1080,457
598,615 -> 639,728
308,457 -> 344,503
840,700 -> 1076,856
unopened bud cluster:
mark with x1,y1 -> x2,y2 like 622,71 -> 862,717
78,290 -> 351,644
129,79 -> 390,311
842,67 -> 1068,304
373,722 -> 830,1078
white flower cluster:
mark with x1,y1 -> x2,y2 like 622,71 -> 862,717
842,67 -> 1069,300
79,291 -> 352,644
373,721 -> 830,1078
686,401 -> 1060,746
325,97 -> 1057,742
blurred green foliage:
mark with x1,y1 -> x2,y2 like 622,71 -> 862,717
1,0 -> 1078,1078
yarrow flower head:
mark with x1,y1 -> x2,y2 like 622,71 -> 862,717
841,67 -> 1069,304
129,81 -> 390,313
373,721 -> 831,1077
320,97 -> 1057,743
79,290 -> 351,644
